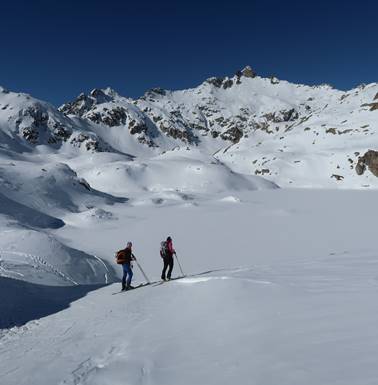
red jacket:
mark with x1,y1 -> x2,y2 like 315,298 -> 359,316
167,240 -> 175,256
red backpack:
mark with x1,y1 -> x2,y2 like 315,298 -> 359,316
116,249 -> 127,264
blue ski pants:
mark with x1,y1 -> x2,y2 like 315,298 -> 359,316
122,262 -> 133,287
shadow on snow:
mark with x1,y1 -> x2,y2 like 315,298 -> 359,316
0,277 -> 105,329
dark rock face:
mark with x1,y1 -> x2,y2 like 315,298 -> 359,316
148,88 -> 166,96
159,123 -> 192,143
356,150 -> 378,177
89,88 -> 114,103
240,66 -> 256,78
87,107 -> 128,127
360,93 -> 378,111
69,133 -> 109,152
355,161 -> 366,175
17,104 -> 72,145
21,127 -> 39,143
206,77 -> 224,88
129,120 -> 148,135
78,178 -> 91,191
222,79 -> 234,89
262,108 -> 299,123
270,76 -> 280,85
331,174 -> 344,181
326,127 -> 337,135
279,109 -> 299,122
23,105 -> 49,126
59,93 -> 95,116
52,122 -> 71,141
220,126 -> 243,143
59,89 -> 115,117
140,88 -> 167,101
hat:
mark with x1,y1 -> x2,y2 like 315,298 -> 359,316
167,236 -> 172,241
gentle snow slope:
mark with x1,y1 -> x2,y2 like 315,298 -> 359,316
2,189 -> 378,385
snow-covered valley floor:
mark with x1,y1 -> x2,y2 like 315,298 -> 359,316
1,189 -> 378,385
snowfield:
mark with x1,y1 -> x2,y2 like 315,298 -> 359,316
2,190 -> 378,384
1,69 -> 378,384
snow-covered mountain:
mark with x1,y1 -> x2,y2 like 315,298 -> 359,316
2,67 -> 378,189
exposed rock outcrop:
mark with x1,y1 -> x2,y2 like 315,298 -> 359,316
220,126 -> 243,143
240,66 -> 256,78
69,132 -> 111,152
86,106 -> 128,127
356,150 -> 378,177
16,104 -> 72,145
59,88 -> 117,117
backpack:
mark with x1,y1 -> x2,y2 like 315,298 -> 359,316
116,249 -> 126,264
160,241 -> 169,258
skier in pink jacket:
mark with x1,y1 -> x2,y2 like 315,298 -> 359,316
161,236 -> 176,280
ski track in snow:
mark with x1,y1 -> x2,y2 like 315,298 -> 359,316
92,254 -> 109,284
0,250 -> 79,285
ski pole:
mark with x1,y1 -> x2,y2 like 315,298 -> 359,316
175,253 -> 185,277
134,257 -> 151,284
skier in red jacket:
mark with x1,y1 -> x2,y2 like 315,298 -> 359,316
160,236 -> 176,280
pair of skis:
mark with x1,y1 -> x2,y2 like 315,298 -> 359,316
152,276 -> 185,287
112,276 -> 186,295
113,253 -> 186,295
135,253 -> 185,284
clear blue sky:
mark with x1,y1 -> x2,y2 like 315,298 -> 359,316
1,0 -> 377,106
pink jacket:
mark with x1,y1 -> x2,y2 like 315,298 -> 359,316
167,240 -> 175,255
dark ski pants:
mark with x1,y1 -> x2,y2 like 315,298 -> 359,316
161,256 -> 174,280
122,262 -> 133,287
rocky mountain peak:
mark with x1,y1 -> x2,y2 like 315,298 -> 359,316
59,87 -> 120,117
90,87 -> 119,101
240,65 -> 256,78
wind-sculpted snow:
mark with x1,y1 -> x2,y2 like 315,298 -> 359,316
68,149 -> 277,196
0,160 -> 127,216
0,227 -> 115,286
0,191 -> 64,229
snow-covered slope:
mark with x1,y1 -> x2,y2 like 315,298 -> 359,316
2,189 -> 378,385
